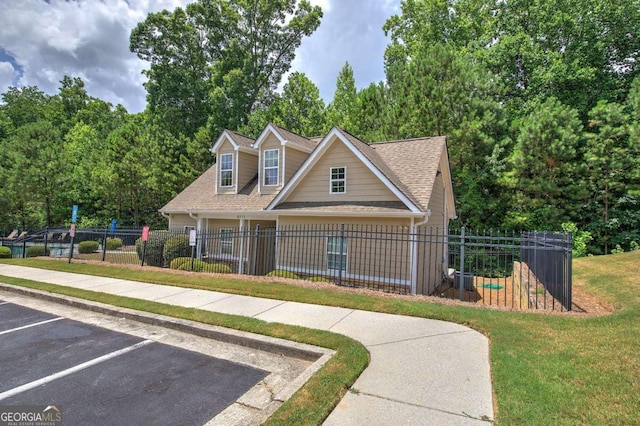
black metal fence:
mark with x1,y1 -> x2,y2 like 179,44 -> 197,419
0,224 -> 573,311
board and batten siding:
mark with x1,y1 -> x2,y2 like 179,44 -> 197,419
216,139 -> 235,194
285,140 -> 399,203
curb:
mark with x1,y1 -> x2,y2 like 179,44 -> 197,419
0,282 -> 331,362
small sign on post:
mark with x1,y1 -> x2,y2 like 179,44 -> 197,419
189,229 -> 197,247
140,226 -> 150,267
71,205 -> 78,223
110,219 -> 117,234
68,224 -> 76,264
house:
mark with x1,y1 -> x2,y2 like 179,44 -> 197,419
160,124 -> 456,295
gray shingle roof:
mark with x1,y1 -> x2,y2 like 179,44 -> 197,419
225,129 -> 255,149
160,167 -> 275,212
270,123 -> 319,151
161,126 -> 448,215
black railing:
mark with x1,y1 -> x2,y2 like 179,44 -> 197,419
0,225 -> 573,311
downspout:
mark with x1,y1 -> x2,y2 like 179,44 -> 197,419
189,212 -> 202,260
411,211 -> 431,295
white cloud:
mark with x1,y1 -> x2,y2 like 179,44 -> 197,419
0,61 -> 17,95
0,0 -> 189,112
0,0 -> 399,113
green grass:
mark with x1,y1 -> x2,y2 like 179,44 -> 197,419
2,253 -> 640,425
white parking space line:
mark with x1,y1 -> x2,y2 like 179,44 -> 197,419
0,339 -> 153,401
0,317 -> 64,336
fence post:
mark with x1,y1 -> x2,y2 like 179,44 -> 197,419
141,240 -> 147,267
44,226 -> 49,255
102,227 -> 108,262
22,238 -> 27,259
253,225 -> 260,276
338,223 -> 344,286
459,226 -> 466,301
566,231 -> 573,311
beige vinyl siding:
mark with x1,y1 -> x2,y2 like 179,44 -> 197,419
260,134 -> 282,195
415,225 -> 447,296
238,151 -> 258,189
217,139 -> 235,194
285,139 -> 399,203
284,146 -> 309,185
426,171 -> 446,230
169,214 -> 197,231
276,216 -> 412,285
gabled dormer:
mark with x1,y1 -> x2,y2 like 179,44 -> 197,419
252,124 -> 317,195
210,130 -> 258,194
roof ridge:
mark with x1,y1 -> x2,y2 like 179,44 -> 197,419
270,123 -> 312,141
369,135 -> 445,145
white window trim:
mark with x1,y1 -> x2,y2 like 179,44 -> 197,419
219,228 -> 234,256
329,166 -> 346,194
263,149 -> 279,186
327,236 -> 347,272
220,153 -> 234,188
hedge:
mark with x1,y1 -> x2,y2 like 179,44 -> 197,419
78,241 -> 100,254
135,231 -> 172,267
105,238 -> 123,250
162,235 -> 191,267
0,246 -> 11,258
25,246 -> 50,258
266,269 -> 300,279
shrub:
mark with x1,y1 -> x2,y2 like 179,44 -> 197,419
78,240 -> 100,254
0,246 -> 11,258
202,263 -> 232,274
308,276 -> 330,283
163,235 -> 191,267
630,241 -> 639,252
25,246 -> 50,258
105,238 -> 123,250
135,231 -> 172,267
266,269 -> 299,279
170,257 -> 192,270
611,244 -> 625,255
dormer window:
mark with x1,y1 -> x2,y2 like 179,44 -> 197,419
330,167 -> 346,194
220,153 -> 233,187
264,149 -> 279,186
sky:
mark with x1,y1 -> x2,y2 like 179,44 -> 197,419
0,0 -> 400,113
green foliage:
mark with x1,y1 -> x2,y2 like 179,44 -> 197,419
307,276 -> 330,283
611,245 -> 625,255
170,257 -> 192,270
25,246 -> 50,258
0,246 -> 11,258
135,231 -> 172,267
130,0 -> 323,137
266,270 -> 300,279
105,238 -> 123,250
561,222 -> 593,258
162,235 -> 191,267
630,241 -> 640,252
201,263 -> 232,274
77,240 -> 99,254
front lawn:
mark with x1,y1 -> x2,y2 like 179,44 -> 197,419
1,252 -> 638,425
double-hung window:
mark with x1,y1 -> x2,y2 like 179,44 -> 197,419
264,149 -> 279,186
220,153 -> 233,187
327,236 -> 347,272
330,167 -> 346,194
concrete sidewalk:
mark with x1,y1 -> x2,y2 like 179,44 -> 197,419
0,264 -> 494,425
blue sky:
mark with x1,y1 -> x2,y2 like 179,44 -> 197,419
0,0 -> 400,113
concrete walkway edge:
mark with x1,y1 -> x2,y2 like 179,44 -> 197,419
0,264 -> 494,425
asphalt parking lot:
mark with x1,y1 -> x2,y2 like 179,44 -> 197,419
0,300 -> 269,425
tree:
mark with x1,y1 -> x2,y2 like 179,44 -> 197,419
505,97 -> 584,230
326,62 -> 358,133
130,0 -> 323,137
583,100 -> 637,253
